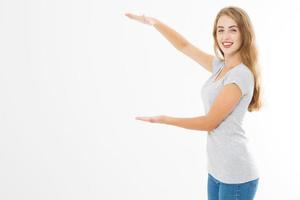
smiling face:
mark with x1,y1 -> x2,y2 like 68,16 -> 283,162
216,15 -> 242,58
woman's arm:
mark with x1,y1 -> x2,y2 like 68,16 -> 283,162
152,18 -> 189,50
163,115 -> 212,132
135,115 -> 212,132
125,13 -> 214,72
153,19 -> 214,72
125,13 -> 188,50
135,82 -> 243,133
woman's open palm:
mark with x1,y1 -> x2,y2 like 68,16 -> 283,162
135,115 -> 165,124
124,13 -> 156,26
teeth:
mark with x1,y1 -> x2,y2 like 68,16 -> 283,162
223,42 -> 233,45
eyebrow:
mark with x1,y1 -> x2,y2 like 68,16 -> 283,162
217,25 -> 238,29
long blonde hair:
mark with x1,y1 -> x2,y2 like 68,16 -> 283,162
213,6 -> 263,112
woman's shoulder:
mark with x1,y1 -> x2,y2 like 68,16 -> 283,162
236,64 -> 254,80
226,64 -> 255,88
223,64 -> 255,96
227,63 -> 253,76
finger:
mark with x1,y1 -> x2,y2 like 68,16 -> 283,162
136,116 -> 149,121
125,13 -> 146,23
136,116 -> 154,122
124,13 -> 133,18
125,13 -> 139,20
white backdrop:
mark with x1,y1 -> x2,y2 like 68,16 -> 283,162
0,0 -> 299,199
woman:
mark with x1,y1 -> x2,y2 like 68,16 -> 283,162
125,6 -> 262,200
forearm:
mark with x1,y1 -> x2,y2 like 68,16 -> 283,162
152,19 -> 189,50
163,115 -> 212,132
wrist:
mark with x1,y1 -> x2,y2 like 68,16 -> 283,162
161,115 -> 170,124
150,18 -> 158,26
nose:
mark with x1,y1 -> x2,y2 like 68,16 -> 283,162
222,31 -> 231,41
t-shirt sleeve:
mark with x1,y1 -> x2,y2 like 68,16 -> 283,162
223,68 -> 254,96
212,56 -> 223,74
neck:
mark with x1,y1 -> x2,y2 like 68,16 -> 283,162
223,53 -> 242,69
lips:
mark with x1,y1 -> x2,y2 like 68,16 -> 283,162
222,42 -> 233,48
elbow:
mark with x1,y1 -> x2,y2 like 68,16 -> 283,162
206,125 -> 215,133
207,121 -> 222,133
205,119 -> 218,133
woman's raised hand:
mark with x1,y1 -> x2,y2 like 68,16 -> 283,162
124,13 -> 157,26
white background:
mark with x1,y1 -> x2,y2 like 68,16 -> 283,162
0,0 -> 299,199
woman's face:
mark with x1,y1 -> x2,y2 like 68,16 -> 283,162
216,15 -> 242,57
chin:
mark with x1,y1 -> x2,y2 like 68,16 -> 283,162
222,49 -> 239,57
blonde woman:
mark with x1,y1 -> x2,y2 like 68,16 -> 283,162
125,6 -> 262,200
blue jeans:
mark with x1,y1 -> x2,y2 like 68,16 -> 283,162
207,173 -> 259,200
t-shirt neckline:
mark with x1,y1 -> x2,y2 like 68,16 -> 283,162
212,62 -> 242,83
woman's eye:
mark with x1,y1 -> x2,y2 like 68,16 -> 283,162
217,29 -> 236,33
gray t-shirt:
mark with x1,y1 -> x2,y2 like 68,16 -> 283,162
201,57 -> 259,184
